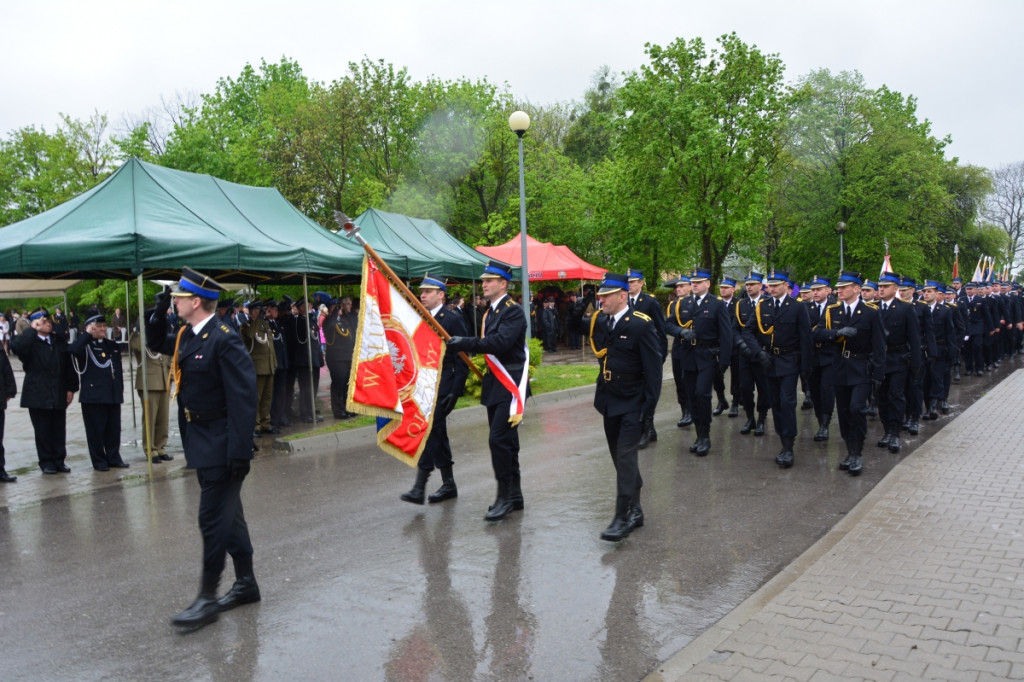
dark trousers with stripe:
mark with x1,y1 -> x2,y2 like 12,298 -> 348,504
81,402 -> 122,468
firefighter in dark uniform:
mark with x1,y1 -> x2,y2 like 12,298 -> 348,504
942,285 -> 966,403
11,308 -> 79,475
446,260 -> 529,522
812,271 -> 885,476
875,272 -> 921,454
240,300 -> 277,435
70,314 -> 127,470
589,273 -> 662,541
324,297 -> 357,420
293,296 -> 324,423
807,276 -> 837,441
713,276 -> 740,417
981,282 -> 1001,370
268,296 -> 293,428
0,344 -> 18,482
401,276 -> 470,505
666,275 -> 693,427
740,269 -> 812,469
921,281 -> 957,420
860,280 -> 881,416
146,268 -> 259,630
898,277 -> 935,436
626,269 -> 667,448
664,268 -> 732,457
734,270 -> 771,436
961,281 -> 989,376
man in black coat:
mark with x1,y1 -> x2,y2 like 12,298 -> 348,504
323,297 -> 356,420
292,297 -> 324,423
400,277 -> 470,505
666,276 -> 693,428
0,345 -> 17,482
663,267 -> 732,457
69,314 -> 127,470
446,260 -> 529,522
626,269 -> 667,448
147,268 -> 258,630
589,273 -> 662,541
920,281 -> 958,420
875,273 -> 921,454
740,269 -> 813,469
812,271 -> 886,476
269,296 -> 294,428
734,270 -> 771,436
807,276 -> 838,441
11,308 -> 79,475
961,281 -> 990,376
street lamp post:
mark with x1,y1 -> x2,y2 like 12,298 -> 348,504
837,221 -> 847,272
509,110 -> 531,336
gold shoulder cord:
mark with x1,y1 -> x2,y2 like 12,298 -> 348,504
674,299 -> 694,329
589,310 -> 607,359
735,300 -> 746,328
169,325 -> 188,401
755,300 -> 774,344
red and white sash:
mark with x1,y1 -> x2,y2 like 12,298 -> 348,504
482,305 -> 529,426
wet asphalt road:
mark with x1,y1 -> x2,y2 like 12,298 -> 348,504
0,357 -> 1014,681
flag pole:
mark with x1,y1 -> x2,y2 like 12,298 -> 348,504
335,211 -> 483,380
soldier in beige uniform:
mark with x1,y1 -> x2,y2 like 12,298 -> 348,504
240,300 -> 277,435
129,322 -> 173,463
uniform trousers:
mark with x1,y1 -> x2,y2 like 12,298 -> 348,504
271,369 -> 289,426
683,364 -> 715,428
835,381 -> 871,450
926,356 -> 950,401
486,402 -> 521,484
255,374 -> 273,431
963,335 -> 983,372
196,465 -> 253,577
81,403 -> 122,467
878,367 -> 908,434
766,371 -> 799,438
713,354 -> 740,401
295,366 -> 315,421
0,409 -> 6,471
737,356 -> 769,417
602,410 -> 643,513
983,333 -> 997,365
903,368 -> 923,419
810,360 -> 836,421
418,405 -> 454,472
137,389 -> 169,456
671,353 -> 688,410
28,408 -> 68,470
328,363 -> 351,418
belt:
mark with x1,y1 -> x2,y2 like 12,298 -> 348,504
602,370 -> 642,382
690,338 -> 719,348
886,343 -> 909,352
770,345 -> 799,355
184,407 -> 228,423
841,350 -> 872,359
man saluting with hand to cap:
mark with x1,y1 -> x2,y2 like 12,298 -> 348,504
147,268 -> 258,630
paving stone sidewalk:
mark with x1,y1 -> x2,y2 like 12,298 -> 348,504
651,369 -> 1024,681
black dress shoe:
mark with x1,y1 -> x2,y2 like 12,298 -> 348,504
172,595 -> 220,629
150,456 -> 163,464
0,471 -> 17,483
907,420 -> 919,436
159,453 -> 174,461
940,401 -> 950,414
888,436 -> 900,453
847,455 -> 863,476
217,577 -> 261,612
688,439 -> 699,453
485,497 -> 515,522
110,461 -> 130,468
865,405 -> 877,417
740,419 -> 754,434
953,370 -> 961,382
877,434 -> 893,448
838,454 -> 853,471
628,505 -> 644,529
754,419 -> 766,436
427,482 -> 458,503
677,411 -> 693,428
713,400 -> 728,416
600,515 -> 637,542
41,467 -> 58,475
694,437 -> 711,457
94,464 -> 110,472
56,464 -> 71,473
801,396 -> 814,410
775,450 -> 794,468
727,405 -> 739,418
814,425 -> 829,441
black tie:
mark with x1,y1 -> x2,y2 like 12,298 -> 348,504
846,305 -> 852,317
775,298 -> 781,312
607,315 -> 615,333
629,297 -> 636,309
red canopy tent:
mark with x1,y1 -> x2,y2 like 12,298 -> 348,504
476,234 -> 605,281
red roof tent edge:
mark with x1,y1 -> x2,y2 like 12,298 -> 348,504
476,234 -> 604,281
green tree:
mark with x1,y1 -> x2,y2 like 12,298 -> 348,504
563,66 -> 619,170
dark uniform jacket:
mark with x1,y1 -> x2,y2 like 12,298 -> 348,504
912,299 -> 938,362
929,302 -> 958,362
808,300 -> 838,367
813,300 -> 886,384
0,348 -> 16,408
664,293 -> 732,371
323,310 -> 356,371
147,314 -> 257,467
460,295 -> 529,407
294,312 -> 323,369
963,295 -> 991,336
435,306 -> 470,400
69,334 -> 124,404
665,295 -> 693,359
877,299 -> 921,375
268,318 -> 288,371
11,332 -> 79,410
740,296 -> 812,378
630,291 -> 668,359
591,310 -> 662,418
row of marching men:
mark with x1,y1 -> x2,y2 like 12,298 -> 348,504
630,266 -> 1012,478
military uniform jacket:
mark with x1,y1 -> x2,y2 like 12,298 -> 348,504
946,300 -> 966,339
911,300 -> 938,361
0,348 -> 17,408
664,293 -> 732,372
630,291 -> 668,359
877,298 -> 921,374
147,315 -> 257,467
813,300 -> 886,384
963,296 -> 991,336
665,296 -> 692,359
460,295 -> 529,407
740,296 -> 812,378
323,311 -> 356,370
929,303 -> 958,362
69,334 -> 124,404
591,310 -> 662,418
721,297 -> 740,357
808,300 -> 838,367
294,312 -> 324,369
129,331 -> 171,392
11,332 -> 79,410
268,318 -> 288,371
240,316 -> 277,375
435,306 -> 470,399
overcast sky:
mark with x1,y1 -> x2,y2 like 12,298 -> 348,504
2,0 -> 1020,169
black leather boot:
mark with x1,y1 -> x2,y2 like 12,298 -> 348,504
484,480 -> 514,521
677,407 -> 693,428
508,472 -> 524,511
940,400 -> 950,414
801,392 -> 814,410
694,424 -> 711,457
172,571 -> 220,629
638,414 -> 657,449
600,499 -> 637,542
907,418 -> 919,436
713,394 -> 728,416
775,436 -> 794,468
740,412 -> 754,434
427,466 -> 458,503
400,468 -> 430,505
847,454 -> 863,476
754,412 -> 767,436
924,400 -> 939,421
218,555 -> 260,612
727,403 -> 739,418
888,435 -> 901,453
814,415 -> 830,441
877,433 -> 893,448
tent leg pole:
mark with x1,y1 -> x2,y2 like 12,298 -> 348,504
126,280 -> 136,428
302,274 -> 316,424
137,274 -> 154,477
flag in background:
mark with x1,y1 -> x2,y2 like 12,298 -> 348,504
972,256 -> 984,283
348,254 -> 443,466
952,244 -> 959,280
880,238 -> 894,277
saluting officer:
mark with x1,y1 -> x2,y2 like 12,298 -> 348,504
268,297 -> 293,428
734,270 -> 771,436
664,268 -> 732,457
740,269 -> 812,469
400,276 -> 470,506
446,260 -> 529,522
666,275 -> 693,428
324,297 -> 357,420
240,300 -> 277,436
70,314 -> 127,470
812,271 -> 885,476
626,269 -> 667,448
875,273 -> 921,454
293,296 -> 325,423
146,268 -> 259,630
807,276 -> 837,441
589,273 -> 661,541
129,319 -> 173,464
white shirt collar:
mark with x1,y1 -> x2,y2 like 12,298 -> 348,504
429,304 -> 443,316
191,313 -> 216,335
